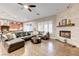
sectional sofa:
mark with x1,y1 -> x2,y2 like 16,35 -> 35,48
1,31 -> 50,53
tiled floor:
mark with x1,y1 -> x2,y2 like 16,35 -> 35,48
0,39 -> 79,56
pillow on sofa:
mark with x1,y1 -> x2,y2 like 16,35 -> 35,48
2,32 -> 16,41
15,32 -> 21,38
6,32 -> 14,41
22,32 -> 26,36
12,33 -> 16,38
43,32 -> 47,36
27,32 -> 31,35
2,34 -> 8,41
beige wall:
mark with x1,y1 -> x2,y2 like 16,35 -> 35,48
56,4 -> 79,48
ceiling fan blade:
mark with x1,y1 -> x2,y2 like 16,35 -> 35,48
28,8 -> 32,12
17,3 -> 24,5
28,5 -> 36,7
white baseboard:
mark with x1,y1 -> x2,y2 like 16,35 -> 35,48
50,35 -> 79,48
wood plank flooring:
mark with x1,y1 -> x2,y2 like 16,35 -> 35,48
0,39 -> 79,56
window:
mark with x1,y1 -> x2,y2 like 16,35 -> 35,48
38,22 -> 44,31
44,22 -> 48,32
48,22 -> 53,33
37,21 -> 53,34
26,24 -> 32,31
23,23 -> 32,31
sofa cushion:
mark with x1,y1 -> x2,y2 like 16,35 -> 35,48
22,32 -> 26,36
5,38 -> 24,46
15,32 -> 21,38
27,32 -> 31,35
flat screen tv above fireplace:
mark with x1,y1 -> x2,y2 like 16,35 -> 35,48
59,31 -> 71,39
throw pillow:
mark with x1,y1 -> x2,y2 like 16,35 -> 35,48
6,32 -> 13,40
2,34 -> 8,41
12,33 -> 16,38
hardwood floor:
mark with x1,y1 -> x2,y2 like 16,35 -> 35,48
0,39 -> 79,56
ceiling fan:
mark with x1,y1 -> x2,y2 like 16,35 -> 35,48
18,3 -> 36,12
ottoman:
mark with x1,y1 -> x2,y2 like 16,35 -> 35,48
31,36 -> 41,44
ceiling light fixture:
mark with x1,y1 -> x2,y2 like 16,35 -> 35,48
24,5 -> 28,9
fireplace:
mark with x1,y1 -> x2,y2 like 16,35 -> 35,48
59,31 -> 71,39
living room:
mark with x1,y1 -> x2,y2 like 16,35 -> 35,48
0,3 -> 79,56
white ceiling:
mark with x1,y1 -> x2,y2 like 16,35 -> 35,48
0,3 -> 70,22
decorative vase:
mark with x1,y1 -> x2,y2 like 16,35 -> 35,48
59,22 -> 60,26
68,19 -> 71,25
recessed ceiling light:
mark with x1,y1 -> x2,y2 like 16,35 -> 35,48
37,13 -> 40,15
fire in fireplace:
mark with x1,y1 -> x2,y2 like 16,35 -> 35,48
59,31 -> 71,39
